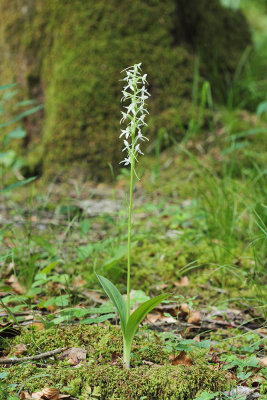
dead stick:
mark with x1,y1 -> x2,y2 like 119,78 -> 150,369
0,347 -> 67,364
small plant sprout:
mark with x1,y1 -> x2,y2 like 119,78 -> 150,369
97,63 -> 169,369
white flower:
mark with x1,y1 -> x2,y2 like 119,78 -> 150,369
120,157 -> 131,165
120,63 -> 149,166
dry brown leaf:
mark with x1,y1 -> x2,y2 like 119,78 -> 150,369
73,275 -> 87,288
143,359 -> 157,366
169,351 -> 193,366
20,391 -> 33,399
30,322 -> 45,330
174,276 -> 189,287
146,313 -> 161,323
20,388 -> 60,400
187,311 -> 202,324
155,283 -> 169,290
83,290 -> 105,304
46,305 -> 56,313
256,328 -> 267,335
180,303 -> 190,313
40,388 -> 60,400
257,357 -> 267,367
58,347 -> 87,365
251,375 -> 265,386
111,351 -> 120,363
6,274 -> 25,294
14,343 -> 27,356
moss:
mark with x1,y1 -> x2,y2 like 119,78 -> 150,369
0,0 -> 251,181
2,363 -> 228,399
1,325 -> 229,399
3,324 -> 168,365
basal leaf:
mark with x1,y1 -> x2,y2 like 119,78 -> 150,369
124,293 -> 169,346
96,274 -> 127,334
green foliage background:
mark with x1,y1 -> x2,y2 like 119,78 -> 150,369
0,0 -> 251,180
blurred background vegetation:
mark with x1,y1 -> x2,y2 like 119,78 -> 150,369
0,0 -> 266,182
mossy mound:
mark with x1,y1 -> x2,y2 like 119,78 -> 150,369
0,0 -> 251,180
0,324 -> 229,399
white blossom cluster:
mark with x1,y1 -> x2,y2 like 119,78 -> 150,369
120,63 -> 150,166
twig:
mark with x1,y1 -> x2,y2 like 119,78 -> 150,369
0,347 -> 67,364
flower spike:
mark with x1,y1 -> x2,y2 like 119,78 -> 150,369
119,63 -> 149,166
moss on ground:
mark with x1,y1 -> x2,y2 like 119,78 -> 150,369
0,325 -> 229,399
0,0 -> 251,180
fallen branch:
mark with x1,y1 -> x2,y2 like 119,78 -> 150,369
0,347 -> 67,364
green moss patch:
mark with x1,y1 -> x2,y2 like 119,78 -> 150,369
0,325 -> 228,399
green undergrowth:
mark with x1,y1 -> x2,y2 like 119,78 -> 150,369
0,325 -> 229,399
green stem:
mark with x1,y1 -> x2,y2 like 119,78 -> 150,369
126,157 -> 134,321
123,337 -> 131,369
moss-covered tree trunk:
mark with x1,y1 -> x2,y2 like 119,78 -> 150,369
0,0 -> 251,180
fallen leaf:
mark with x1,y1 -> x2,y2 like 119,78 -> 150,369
40,388 -> 60,400
257,357 -> 267,367
20,391 -> 32,399
30,322 -> 45,330
155,283 -> 169,290
20,388 -> 60,400
143,359 -> 157,366
251,375 -> 265,387
146,313 -> 161,323
73,275 -> 87,288
58,347 -> 87,365
180,303 -> 190,313
83,290 -> 105,304
174,276 -> 189,287
169,351 -> 193,366
5,274 -> 25,294
14,343 -> 27,356
46,305 -> 56,313
188,311 -> 202,324
111,351 -> 120,363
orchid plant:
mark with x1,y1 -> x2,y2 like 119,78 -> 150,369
97,63 -> 169,369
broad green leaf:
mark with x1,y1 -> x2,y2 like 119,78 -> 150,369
193,392 -> 219,400
40,260 -> 59,274
0,83 -> 17,91
96,274 -> 127,334
125,293 -> 169,346
257,101 -> 267,116
0,176 -> 36,192
0,371 -> 8,379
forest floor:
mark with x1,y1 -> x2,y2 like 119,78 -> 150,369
0,105 -> 266,399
